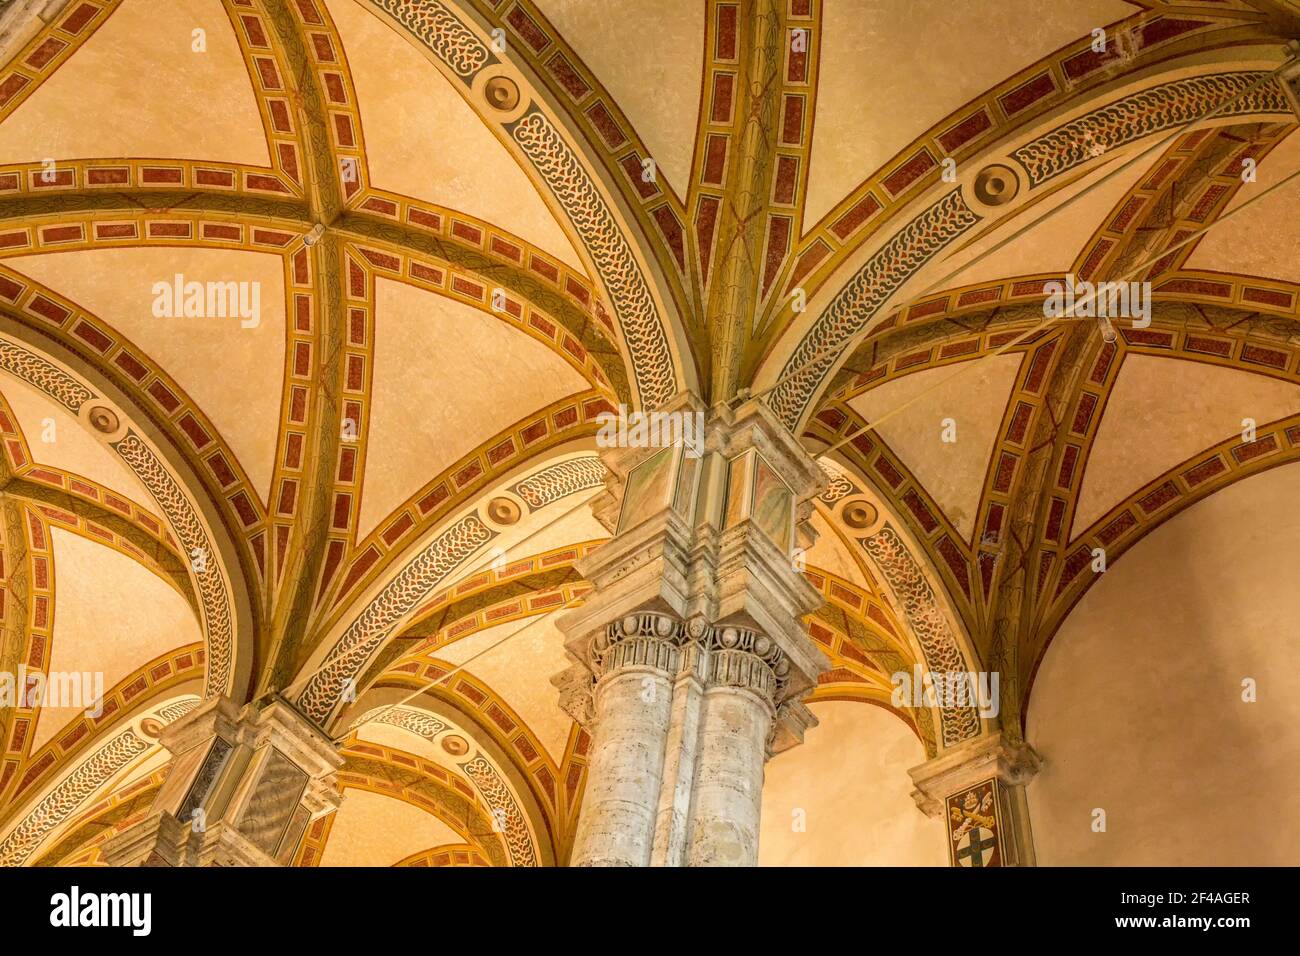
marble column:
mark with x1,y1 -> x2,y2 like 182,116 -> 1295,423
556,394 -> 828,866
567,613 -> 680,866
686,627 -> 782,866
102,696 -> 341,867
908,731 -> 1041,867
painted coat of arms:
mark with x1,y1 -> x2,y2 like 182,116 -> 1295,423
946,780 -> 1002,867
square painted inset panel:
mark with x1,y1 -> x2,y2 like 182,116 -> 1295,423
751,453 -> 793,552
617,446 -> 677,535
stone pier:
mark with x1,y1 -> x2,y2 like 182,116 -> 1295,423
554,394 -> 829,866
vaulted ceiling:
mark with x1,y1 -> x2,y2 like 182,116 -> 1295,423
0,0 -> 1297,867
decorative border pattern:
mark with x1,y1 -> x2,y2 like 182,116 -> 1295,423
0,730 -> 146,867
0,695 -> 199,867
113,433 -> 234,697
817,460 -> 854,504
10,646 -> 203,801
510,108 -> 677,409
394,843 -> 488,866
369,658 -> 565,826
863,525 -> 980,747
0,341 -> 92,410
333,406 -> 607,611
511,456 -> 605,511
1011,72 -> 1291,187
0,338 -> 235,700
334,745 -> 510,866
369,0 -> 495,83
460,752 -> 536,867
763,11 -> 1249,329
768,189 -> 981,430
156,698 -> 200,723
351,702 -> 548,855
297,514 -> 495,724
360,705 -> 448,740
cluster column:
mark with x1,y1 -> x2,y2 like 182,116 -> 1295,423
685,626 -> 797,866
555,394 -> 829,867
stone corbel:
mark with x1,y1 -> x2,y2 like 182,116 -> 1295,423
551,661 -> 595,728
908,730 -> 1042,867
769,698 -> 818,757
908,730 -> 1042,816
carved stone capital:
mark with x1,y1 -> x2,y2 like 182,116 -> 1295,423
590,611 -> 687,680
696,625 -> 787,709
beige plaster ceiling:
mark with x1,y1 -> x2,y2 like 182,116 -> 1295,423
33,528 -> 200,750
0,376 -> 151,506
326,0 -> 585,271
355,720 -> 468,777
806,510 -> 867,586
358,277 -> 590,538
943,145 -> 1157,289
1076,354 -> 1300,532
317,788 -> 464,866
534,0 -> 705,197
848,353 -> 1023,540
9,248 -> 287,502
0,0 -> 268,166
806,0 -> 1135,227
501,502 -> 607,557
1029,463 -> 1300,865
434,615 -> 575,765
0,0 -> 1295,869
1185,128 -> 1300,283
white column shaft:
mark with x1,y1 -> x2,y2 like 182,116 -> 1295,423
685,686 -> 772,867
569,669 -> 672,866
